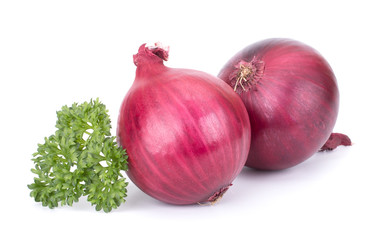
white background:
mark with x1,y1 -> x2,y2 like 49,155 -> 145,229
1,0 -> 373,239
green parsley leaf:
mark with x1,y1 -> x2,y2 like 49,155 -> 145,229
28,98 -> 128,212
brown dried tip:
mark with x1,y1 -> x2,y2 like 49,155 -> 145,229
320,133 -> 352,151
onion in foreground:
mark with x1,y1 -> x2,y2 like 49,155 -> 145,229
117,43 -> 251,204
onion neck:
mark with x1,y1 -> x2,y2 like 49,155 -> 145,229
229,57 -> 265,93
133,43 -> 169,66
133,43 -> 169,79
135,61 -> 166,78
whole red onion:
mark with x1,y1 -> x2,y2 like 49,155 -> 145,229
117,43 -> 251,204
218,38 -> 339,170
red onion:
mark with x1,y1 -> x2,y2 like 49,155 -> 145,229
218,38 -> 339,170
117,43 -> 251,204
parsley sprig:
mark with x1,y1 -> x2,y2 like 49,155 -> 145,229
28,98 -> 128,212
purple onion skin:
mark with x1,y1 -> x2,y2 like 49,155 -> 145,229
117,44 -> 251,204
218,38 -> 339,170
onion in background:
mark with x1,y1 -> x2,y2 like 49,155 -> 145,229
218,38 -> 344,170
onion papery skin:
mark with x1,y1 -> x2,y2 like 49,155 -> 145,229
117,44 -> 251,204
218,38 -> 339,170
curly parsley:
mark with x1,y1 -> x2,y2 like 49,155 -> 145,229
28,98 -> 128,213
